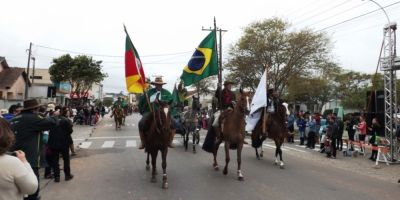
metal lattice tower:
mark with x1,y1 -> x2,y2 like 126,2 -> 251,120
380,23 -> 398,162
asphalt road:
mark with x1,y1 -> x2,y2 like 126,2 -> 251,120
41,114 -> 400,200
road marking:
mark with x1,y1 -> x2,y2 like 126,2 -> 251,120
282,146 -> 306,153
102,141 -> 115,148
79,142 -> 92,149
173,140 -> 181,145
90,136 -> 139,139
126,140 -> 137,147
263,144 -> 289,151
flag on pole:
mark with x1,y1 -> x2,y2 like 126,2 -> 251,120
180,30 -> 218,86
245,70 -> 267,132
124,26 -> 148,93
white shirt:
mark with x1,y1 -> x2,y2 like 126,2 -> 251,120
0,155 -> 38,200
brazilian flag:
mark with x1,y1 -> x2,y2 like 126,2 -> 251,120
180,30 -> 218,86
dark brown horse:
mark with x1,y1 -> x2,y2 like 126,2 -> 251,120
144,101 -> 172,189
251,103 -> 289,168
213,89 -> 251,181
113,106 -> 123,130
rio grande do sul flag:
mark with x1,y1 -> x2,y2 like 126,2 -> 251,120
180,30 -> 218,86
124,26 -> 148,93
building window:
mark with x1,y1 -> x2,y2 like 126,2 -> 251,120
7,92 -> 14,100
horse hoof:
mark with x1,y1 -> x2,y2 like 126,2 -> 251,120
146,165 -> 150,171
162,182 -> 168,189
223,168 -> 228,175
238,176 -> 244,181
214,165 -> 219,171
256,156 -> 261,160
151,177 -> 157,183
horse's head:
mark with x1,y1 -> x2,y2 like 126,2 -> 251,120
154,101 -> 171,135
236,87 -> 252,115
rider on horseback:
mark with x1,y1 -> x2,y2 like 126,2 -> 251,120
138,77 -> 174,149
245,88 -> 281,135
110,97 -> 126,117
212,80 -> 236,132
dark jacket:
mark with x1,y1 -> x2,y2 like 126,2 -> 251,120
48,116 -> 73,150
10,112 -> 56,168
327,121 -> 339,139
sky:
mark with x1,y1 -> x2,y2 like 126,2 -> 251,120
1,0 -> 400,93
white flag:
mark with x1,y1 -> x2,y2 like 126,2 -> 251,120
245,71 -> 267,132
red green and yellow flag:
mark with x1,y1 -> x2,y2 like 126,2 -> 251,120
124,26 -> 148,93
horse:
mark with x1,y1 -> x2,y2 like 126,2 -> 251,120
144,101 -> 172,189
251,103 -> 289,169
113,106 -> 124,130
212,89 -> 251,181
182,96 -> 201,153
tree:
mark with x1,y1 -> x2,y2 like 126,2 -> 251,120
194,76 -> 216,97
49,54 -> 107,104
225,18 -> 336,94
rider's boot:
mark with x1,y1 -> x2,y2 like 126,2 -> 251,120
168,129 -> 176,148
139,131 -> 145,149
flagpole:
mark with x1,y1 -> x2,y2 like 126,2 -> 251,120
124,25 -> 153,113
262,66 -> 268,135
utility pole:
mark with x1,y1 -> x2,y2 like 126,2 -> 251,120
202,17 -> 227,110
25,42 -> 32,99
31,57 -> 36,84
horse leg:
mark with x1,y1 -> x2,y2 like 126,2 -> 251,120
223,141 -> 230,175
161,148 -> 168,189
275,140 -> 284,169
146,152 -> 150,171
184,129 -> 189,151
213,138 -> 222,170
255,147 -> 260,160
151,151 -> 158,183
192,130 -> 196,153
237,142 -> 244,181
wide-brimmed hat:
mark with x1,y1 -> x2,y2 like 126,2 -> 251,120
22,99 -> 41,111
223,80 -> 235,85
151,77 -> 166,85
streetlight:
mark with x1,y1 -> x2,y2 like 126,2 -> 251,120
362,0 -> 390,25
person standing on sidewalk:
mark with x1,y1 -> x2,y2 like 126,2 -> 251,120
0,118 -> 38,200
48,107 -> 74,182
9,99 -> 56,200
306,115 -> 317,149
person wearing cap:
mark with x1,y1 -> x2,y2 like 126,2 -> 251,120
9,99 -> 56,200
138,77 -> 174,149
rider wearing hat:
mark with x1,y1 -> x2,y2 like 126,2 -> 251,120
138,76 -> 174,149
212,80 -> 236,131
9,99 -> 56,200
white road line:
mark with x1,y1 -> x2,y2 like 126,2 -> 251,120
126,140 -> 137,147
264,144 -> 289,151
102,141 -> 115,148
173,140 -> 181,145
90,136 -> 139,139
79,142 -> 92,149
283,146 -> 306,153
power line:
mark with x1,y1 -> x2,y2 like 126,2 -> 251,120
35,44 -> 193,58
294,0 -> 351,26
303,1 -> 368,27
317,1 -> 400,32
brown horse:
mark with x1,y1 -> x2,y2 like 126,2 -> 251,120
113,106 -> 123,130
251,103 -> 289,168
144,102 -> 172,189
213,89 -> 251,181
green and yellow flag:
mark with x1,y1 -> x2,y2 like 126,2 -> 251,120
180,30 -> 218,86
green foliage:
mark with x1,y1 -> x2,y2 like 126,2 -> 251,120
49,54 -> 107,100
103,97 -> 113,107
225,18 -> 335,94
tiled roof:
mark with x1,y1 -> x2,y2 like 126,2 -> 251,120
0,67 -> 27,89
